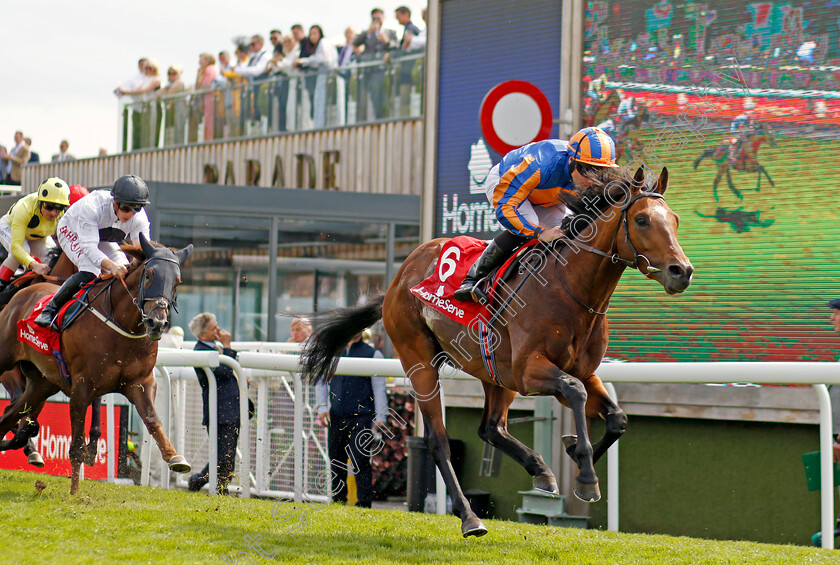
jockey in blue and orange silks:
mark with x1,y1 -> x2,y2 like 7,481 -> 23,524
453,127 -> 620,303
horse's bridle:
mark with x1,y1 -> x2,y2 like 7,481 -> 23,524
132,256 -> 181,325
572,191 -> 665,275
551,191 -> 665,315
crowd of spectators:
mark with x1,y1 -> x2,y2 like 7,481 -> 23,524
0,132 -> 80,184
115,6 -> 427,149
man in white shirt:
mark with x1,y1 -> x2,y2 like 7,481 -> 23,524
1,131 -> 25,182
34,175 -> 151,330
234,35 -> 271,123
115,58 -> 149,151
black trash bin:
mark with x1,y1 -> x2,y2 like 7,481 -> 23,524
407,436 -> 469,512
406,436 -> 436,512
464,489 -> 491,519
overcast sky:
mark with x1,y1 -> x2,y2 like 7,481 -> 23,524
1,0 -> 426,160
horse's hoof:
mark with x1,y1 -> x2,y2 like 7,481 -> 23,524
84,450 -> 97,467
28,452 -> 45,468
462,517 -> 488,538
168,455 -> 191,473
533,474 -> 559,495
574,479 -> 601,503
561,435 -> 578,450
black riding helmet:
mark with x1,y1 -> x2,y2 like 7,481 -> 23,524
111,175 -> 150,206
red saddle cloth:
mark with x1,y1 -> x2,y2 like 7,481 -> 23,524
409,236 -> 538,328
16,293 -> 78,354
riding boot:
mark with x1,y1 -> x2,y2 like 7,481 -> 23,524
453,241 -> 512,303
33,271 -> 96,331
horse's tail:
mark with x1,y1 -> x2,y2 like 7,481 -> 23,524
299,294 -> 385,385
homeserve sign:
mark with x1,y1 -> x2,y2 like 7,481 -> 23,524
416,245 -> 465,319
440,139 -> 502,235
19,323 -> 50,354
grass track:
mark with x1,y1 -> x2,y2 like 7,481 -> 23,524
0,470 -> 835,564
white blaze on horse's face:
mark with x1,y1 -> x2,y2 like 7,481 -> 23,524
627,197 -> 693,295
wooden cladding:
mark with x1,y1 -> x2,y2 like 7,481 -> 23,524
21,120 -> 423,196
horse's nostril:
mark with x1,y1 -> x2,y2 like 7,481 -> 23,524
668,265 -> 684,278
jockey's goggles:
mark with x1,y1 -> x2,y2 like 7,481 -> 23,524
117,203 -> 144,213
42,202 -> 67,212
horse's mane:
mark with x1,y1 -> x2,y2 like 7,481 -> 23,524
560,171 -> 639,242
120,241 -> 167,274
46,246 -> 63,270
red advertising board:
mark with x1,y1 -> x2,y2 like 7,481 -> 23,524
0,399 -> 121,479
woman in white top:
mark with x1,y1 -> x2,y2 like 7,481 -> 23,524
118,59 -> 162,148
34,175 -> 152,330
295,25 -> 337,128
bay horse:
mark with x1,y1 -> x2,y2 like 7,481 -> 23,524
0,234 -> 193,493
693,122 -> 777,202
301,167 -> 693,537
0,249 -> 101,467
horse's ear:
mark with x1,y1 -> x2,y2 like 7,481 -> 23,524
632,165 -> 646,191
653,167 -> 669,195
175,244 -> 194,266
138,232 -> 156,258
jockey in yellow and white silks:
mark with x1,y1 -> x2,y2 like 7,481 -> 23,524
0,177 -> 70,292
34,175 -> 151,330
453,127 -> 620,303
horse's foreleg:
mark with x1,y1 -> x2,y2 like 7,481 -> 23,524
726,169 -> 743,200
523,359 -> 599,503
23,438 -> 44,467
68,390 -> 90,495
402,352 -> 486,537
85,396 -> 102,466
760,165 -> 775,187
478,382 -> 557,494
583,375 -> 627,464
121,374 -> 190,474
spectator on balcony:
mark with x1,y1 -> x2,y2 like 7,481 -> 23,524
221,43 -> 252,138
118,59 -> 162,149
353,7 -> 397,121
394,6 -> 423,117
407,7 -> 428,51
1,132 -> 30,186
51,140 -> 76,162
294,25 -> 337,128
115,58 -> 148,151
290,24 -> 306,47
233,34 -> 271,127
25,138 -> 40,164
336,27 -> 359,124
158,66 -> 187,146
0,144 -> 6,184
265,42 -> 293,133
194,53 -> 219,141
269,29 -> 283,50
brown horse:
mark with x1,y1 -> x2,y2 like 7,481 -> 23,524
301,167 -> 693,537
693,122 -> 777,202
0,234 -> 193,493
0,249 -> 101,467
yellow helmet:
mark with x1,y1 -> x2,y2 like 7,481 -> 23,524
38,177 -> 71,207
568,127 -> 620,168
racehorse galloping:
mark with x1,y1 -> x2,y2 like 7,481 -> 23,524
301,167 -> 693,537
693,122 -> 777,201
583,89 -> 621,127
0,234 -> 193,493
0,248 -> 102,467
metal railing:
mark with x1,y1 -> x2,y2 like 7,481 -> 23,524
124,350 -> 840,547
120,54 -> 425,152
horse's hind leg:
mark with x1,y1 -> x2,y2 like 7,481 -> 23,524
478,382 -> 558,494
121,373 -> 191,474
398,343 -> 487,537
85,396 -> 102,466
68,385 -> 92,494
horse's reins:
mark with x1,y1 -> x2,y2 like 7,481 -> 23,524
70,256 -> 180,339
552,191 -> 666,315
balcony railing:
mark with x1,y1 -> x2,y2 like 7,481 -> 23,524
120,53 -> 425,152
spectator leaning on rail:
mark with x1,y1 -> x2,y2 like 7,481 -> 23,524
34,175 -> 151,330
288,316 -> 312,344
315,331 -> 388,508
453,126 -> 620,303
0,177 -> 70,293
187,312 -> 241,495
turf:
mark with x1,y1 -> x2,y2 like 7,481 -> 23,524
0,470 -> 835,564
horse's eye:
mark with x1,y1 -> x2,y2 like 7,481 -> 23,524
635,215 -> 649,227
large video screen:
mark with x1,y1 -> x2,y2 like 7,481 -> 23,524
583,1 -> 840,361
